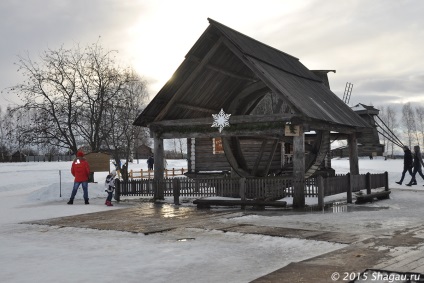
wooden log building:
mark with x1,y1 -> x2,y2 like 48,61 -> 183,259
133,19 -> 370,208
331,103 -> 385,158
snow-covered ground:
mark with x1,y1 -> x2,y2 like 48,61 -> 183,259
0,157 -> 423,282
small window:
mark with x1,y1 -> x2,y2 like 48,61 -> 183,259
213,137 -> 224,154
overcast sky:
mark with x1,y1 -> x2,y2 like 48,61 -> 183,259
1,0 -> 424,110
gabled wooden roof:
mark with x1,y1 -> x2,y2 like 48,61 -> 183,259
134,18 -> 369,130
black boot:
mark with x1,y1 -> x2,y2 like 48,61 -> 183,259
67,199 -> 73,205
85,199 -> 89,205
395,181 -> 402,185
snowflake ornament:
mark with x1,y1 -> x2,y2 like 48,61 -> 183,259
211,108 -> 231,133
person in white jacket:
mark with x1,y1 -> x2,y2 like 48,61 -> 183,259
104,170 -> 117,206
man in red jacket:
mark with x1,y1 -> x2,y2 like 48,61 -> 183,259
67,151 -> 91,205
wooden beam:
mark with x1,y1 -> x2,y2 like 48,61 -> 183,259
175,103 -> 216,114
222,137 -> 249,177
153,135 -> 164,200
292,125 -> 305,208
348,132 -> 359,175
252,140 -> 268,176
154,37 -> 224,122
205,63 -> 257,82
157,130 -> 285,139
150,113 -> 298,127
221,37 -> 301,115
228,81 -> 268,114
187,55 -> 258,82
264,139 -> 279,176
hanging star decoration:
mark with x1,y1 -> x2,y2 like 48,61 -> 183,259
211,108 -> 231,133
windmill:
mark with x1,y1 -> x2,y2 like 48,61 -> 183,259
342,82 -> 353,104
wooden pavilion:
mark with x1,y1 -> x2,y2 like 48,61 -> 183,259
133,19 -> 370,208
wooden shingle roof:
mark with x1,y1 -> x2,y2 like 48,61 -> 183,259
134,18 -> 369,130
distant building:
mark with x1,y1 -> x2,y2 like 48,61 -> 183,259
332,103 -> 385,158
134,144 -> 153,160
11,151 -> 26,162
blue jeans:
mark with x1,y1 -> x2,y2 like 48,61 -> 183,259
70,181 -> 88,200
399,166 -> 413,183
409,167 -> 424,184
106,191 -> 113,202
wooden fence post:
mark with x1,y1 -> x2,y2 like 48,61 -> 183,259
114,179 -> 121,202
347,173 -> 352,204
239,178 -> 246,209
239,178 -> 246,201
317,175 -> 324,210
173,178 -> 181,205
384,171 -> 389,191
366,172 -> 371,194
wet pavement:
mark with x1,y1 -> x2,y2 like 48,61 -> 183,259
27,201 -> 424,282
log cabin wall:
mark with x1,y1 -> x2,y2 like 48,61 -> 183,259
191,137 -> 283,174
192,137 -> 232,172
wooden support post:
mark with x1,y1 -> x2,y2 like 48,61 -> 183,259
239,178 -> 246,201
366,172 -> 371,194
293,125 -> 305,208
347,173 -> 352,204
348,132 -> 359,175
173,178 -> 181,205
384,171 -> 389,191
317,175 -> 324,210
153,135 -> 165,200
114,179 -> 121,202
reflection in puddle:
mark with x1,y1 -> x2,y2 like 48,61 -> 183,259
177,238 -> 196,242
315,201 -> 390,214
250,202 -> 391,216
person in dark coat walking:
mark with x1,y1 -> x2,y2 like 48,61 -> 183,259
406,145 -> 424,186
147,155 -> 154,170
396,146 -> 413,185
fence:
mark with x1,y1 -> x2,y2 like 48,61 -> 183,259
115,172 -> 389,208
128,168 -> 187,179
26,155 -> 74,162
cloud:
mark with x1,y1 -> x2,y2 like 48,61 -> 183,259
1,0 -> 424,108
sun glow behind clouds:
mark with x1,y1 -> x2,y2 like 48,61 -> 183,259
125,0 -> 310,96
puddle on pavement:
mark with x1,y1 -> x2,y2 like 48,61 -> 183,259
177,238 -> 195,242
144,201 -> 390,217
243,201 -> 390,216
286,201 -> 391,215
320,201 -> 389,213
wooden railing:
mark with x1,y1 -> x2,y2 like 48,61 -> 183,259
115,172 -> 389,209
128,168 -> 187,179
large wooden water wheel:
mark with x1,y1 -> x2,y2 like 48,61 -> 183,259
222,82 -> 330,178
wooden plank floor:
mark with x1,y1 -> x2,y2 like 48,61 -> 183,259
26,202 -> 424,282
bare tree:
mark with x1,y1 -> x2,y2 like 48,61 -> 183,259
402,103 -> 417,148
102,70 -> 149,170
379,105 -> 399,157
7,41 -> 146,155
416,106 -> 424,147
